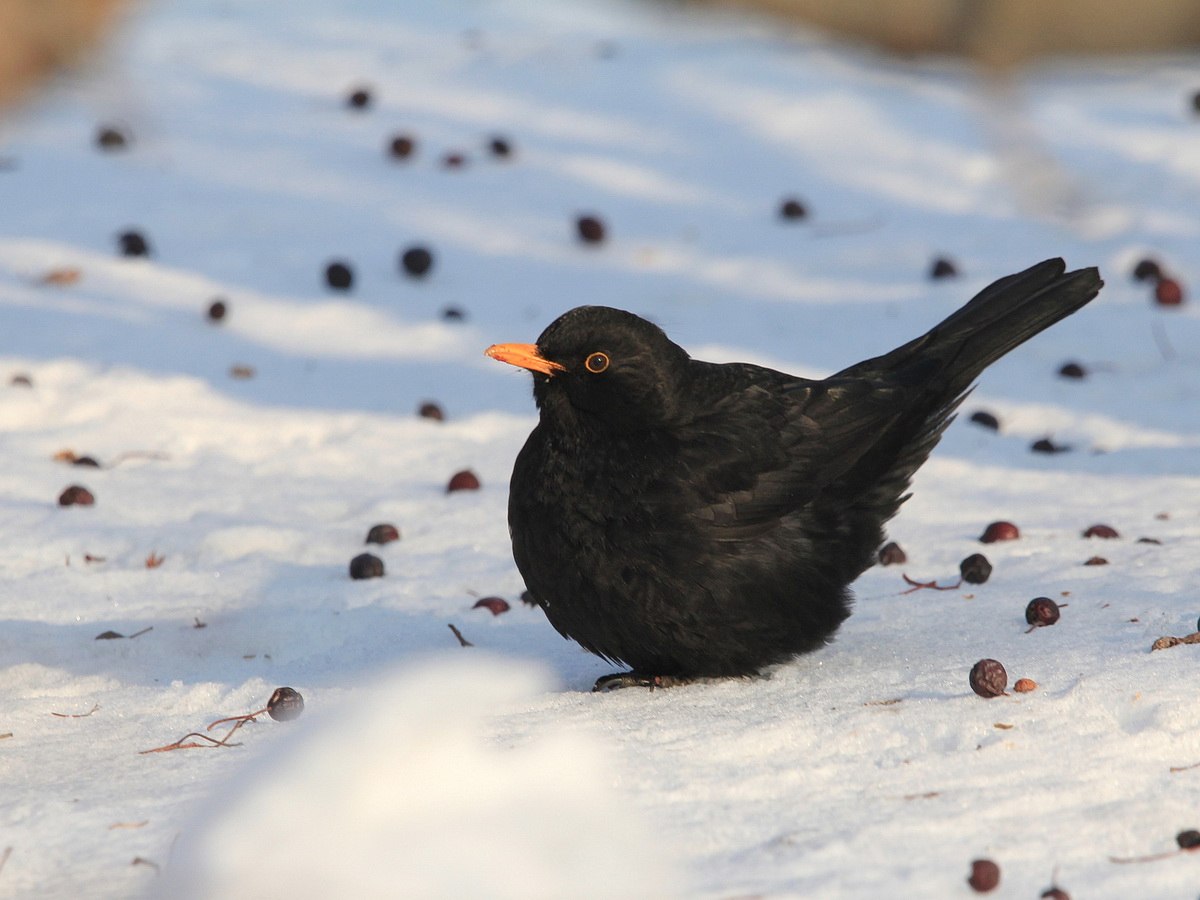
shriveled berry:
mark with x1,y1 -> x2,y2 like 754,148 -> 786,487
58,485 -> 95,507
1058,361 -> 1086,379
349,553 -> 384,579
207,298 -> 227,322
400,245 -> 434,278
929,257 -> 958,279
1155,277 -> 1185,306
1132,257 -> 1162,282
967,858 -> 1000,892
325,261 -> 353,290
418,401 -> 445,421
95,125 -> 129,150
346,87 -> 372,109
472,597 -> 510,615
365,523 -> 400,545
1025,597 -> 1060,627
488,135 -> 513,158
969,659 -> 1007,698
388,134 -> 415,159
118,230 -> 150,257
1083,524 -> 1119,539
1013,677 -> 1038,693
1083,556 -> 1108,566
877,541 -> 906,565
959,553 -> 992,584
266,687 -> 305,722
778,197 -> 808,220
1031,437 -> 1070,454
980,521 -> 1019,543
576,214 -> 606,244
447,470 -> 480,493
1176,829 -> 1200,850
969,410 -> 999,431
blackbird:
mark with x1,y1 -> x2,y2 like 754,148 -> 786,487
486,258 -> 1102,690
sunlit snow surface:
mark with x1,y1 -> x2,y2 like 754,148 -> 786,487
0,0 -> 1199,897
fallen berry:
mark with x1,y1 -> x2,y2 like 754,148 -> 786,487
118,230 -> 150,257
349,553 -> 384,580
325,261 -> 354,290
1083,556 -> 1108,566
967,858 -> 1000,892
1025,597 -> 1060,627
1040,888 -> 1070,900
72,456 -> 100,468
1083,524 -> 1119,539
10,374 -> 32,387
929,257 -> 958,279
979,521 -> 1019,543
472,597 -> 511,615
520,590 -> 537,607
418,401 -> 445,421
400,245 -> 434,278
441,151 -> 467,169
1013,677 -> 1038,693
1057,361 -> 1086,379
969,410 -> 1000,431
58,485 -> 95,507
877,541 -> 906,565
488,135 -> 513,158
1031,437 -> 1070,454
778,197 -> 808,220
207,298 -> 227,322
365,523 -> 400,545
346,87 -> 372,109
576,214 -> 606,244
447,470 -> 481,493
266,687 -> 305,722
1155,277 -> 1185,306
95,125 -> 129,150
1176,829 -> 1200,850
959,553 -> 992,584
441,306 -> 466,321
1137,536 -> 1162,545
1132,257 -> 1162,282
387,134 -> 415,159
969,659 -> 1007,698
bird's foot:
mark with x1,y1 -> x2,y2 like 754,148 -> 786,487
592,672 -> 695,692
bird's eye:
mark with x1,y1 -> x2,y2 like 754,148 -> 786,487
584,352 -> 610,374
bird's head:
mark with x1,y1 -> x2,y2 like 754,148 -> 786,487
486,306 -> 691,434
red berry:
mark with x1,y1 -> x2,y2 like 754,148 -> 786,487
365,524 -> 400,545
58,485 -> 95,507
446,470 -> 480,493
472,597 -> 510,616
967,858 -> 1000,892
979,521 -> 1019,543
1155,277 -> 1184,306
1083,524 -> 1119,539
877,542 -> 906,565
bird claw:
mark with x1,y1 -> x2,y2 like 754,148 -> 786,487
591,672 -> 693,692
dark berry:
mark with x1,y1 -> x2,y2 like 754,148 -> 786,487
95,125 -> 129,150
325,261 -> 354,290
72,456 -> 101,468
1132,257 -> 1162,282
1057,361 -> 1086,379
488,136 -> 513,158
1155,277 -> 1185,306
929,257 -> 958,279
520,590 -> 537,607
1083,524 -> 1119,539
1137,536 -> 1162,545
58,485 -> 95,507
777,197 -> 808,221
349,553 -> 384,579
118,231 -> 150,257
400,245 -> 434,278
447,470 -> 480,493
346,87 -> 372,109
1040,888 -> 1070,900
1025,597 -> 1060,627
441,152 -> 467,169
365,523 -> 400,545
1031,437 -> 1070,454
10,374 -> 32,387
979,521 -> 1019,543
1176,829 -> 1200,850
959,553 -> 992,584
472,597 -> 510,615
877,541 -> 906,565
387,134 -> 415,159
575,214 -> 606,244
418,401 -> 445,421
441,306 -> 466,321
266,687 -> 305,722
967,858 -> 1000,892
1083,556 -> 1108,566
207,298 -> 228,322
969,659 -> 1007,698
969,410 -> 1000,431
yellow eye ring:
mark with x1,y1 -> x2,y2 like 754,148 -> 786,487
584,352 -> 610,374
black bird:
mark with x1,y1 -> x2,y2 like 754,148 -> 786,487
486,259 -> 1102,690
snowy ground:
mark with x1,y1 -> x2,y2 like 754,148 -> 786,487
1,0 -> 1199,897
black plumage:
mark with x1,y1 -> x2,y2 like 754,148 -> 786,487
486,258 -> 1103,687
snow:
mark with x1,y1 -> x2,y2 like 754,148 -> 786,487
0,0 -> 1198,897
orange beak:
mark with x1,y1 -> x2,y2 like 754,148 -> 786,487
484,343 -> 565,377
